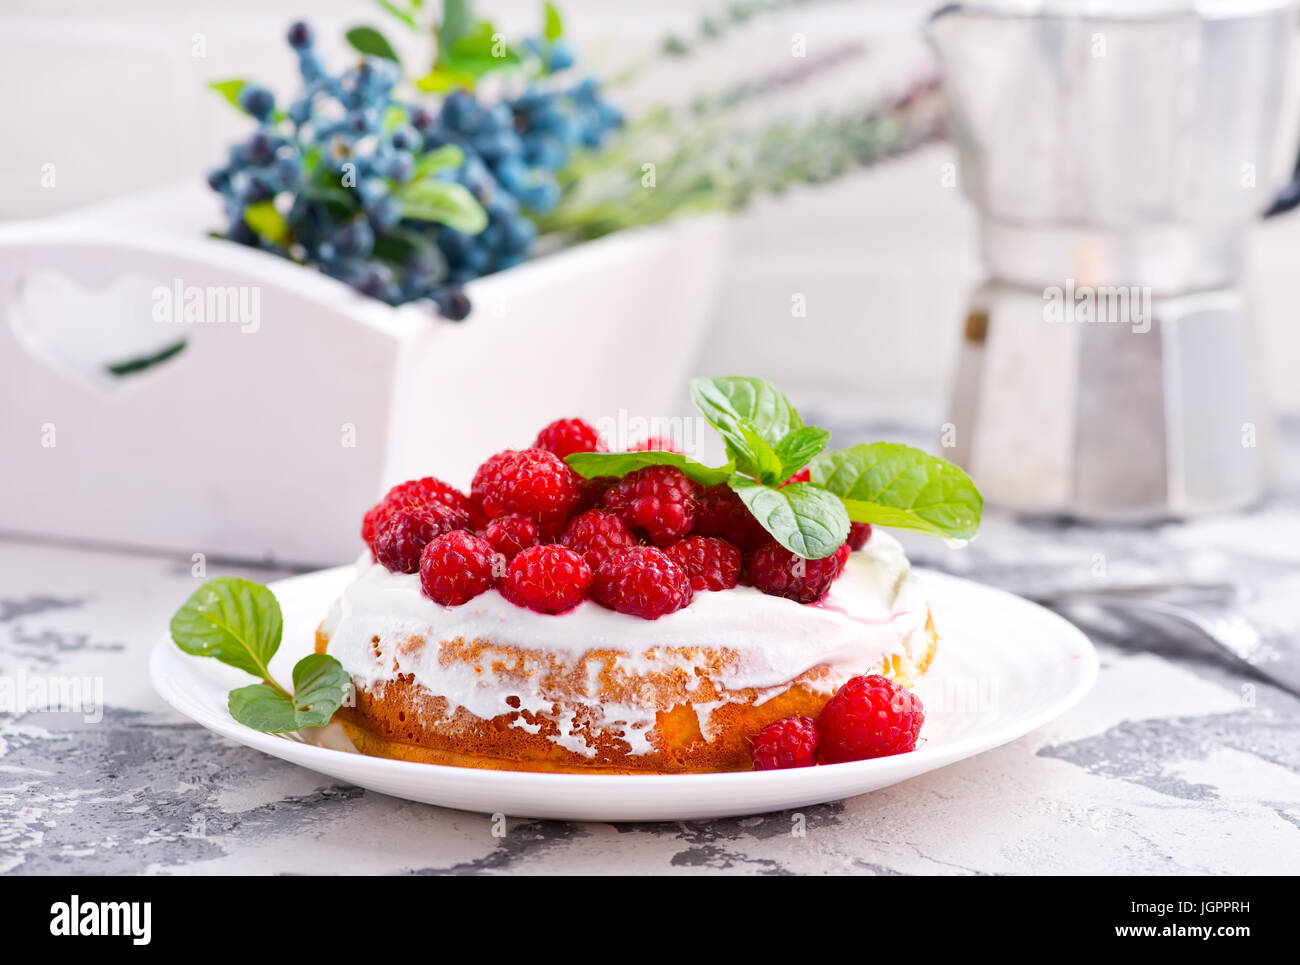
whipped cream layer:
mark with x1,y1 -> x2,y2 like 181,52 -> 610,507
321,531 -> 930,756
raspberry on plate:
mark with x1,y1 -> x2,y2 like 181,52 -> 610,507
481,513 -> 540,561
480,448 -> 582,522
691,484 -> 769,552
420,531 -> 497,606
499,544 -> 592,614
373,503 -> 471,574
534,418 -> 606,459
591,546 -> 693,620
664,536 -> 741,591
751,715 -> 819,770
560,509 -> 639,571
601,465 -> 702,546
572,474 -> 615,514
362,476 -> 470,546
817,674 -> 925,762
747,540 -> 849,604
470,449 -> 517,502
847,522 -> 873,551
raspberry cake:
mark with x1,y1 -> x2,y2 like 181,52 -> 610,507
318,425 -> 947,774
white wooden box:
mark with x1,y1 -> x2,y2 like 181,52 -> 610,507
0,184 -> 729,565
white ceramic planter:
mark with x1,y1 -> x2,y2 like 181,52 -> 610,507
0,184 -> 730,565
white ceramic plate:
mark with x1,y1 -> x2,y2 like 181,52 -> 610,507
149,567 -> 1097,821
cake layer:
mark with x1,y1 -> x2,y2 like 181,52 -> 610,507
319,531 -> 936,771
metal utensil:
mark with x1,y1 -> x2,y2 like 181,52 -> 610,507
1033,582 -> 1300,696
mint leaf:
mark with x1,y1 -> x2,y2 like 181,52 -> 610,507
207,78 -> 250,111
243,200 -> 290,245
544,1 -> 564,41
228,654 -> 351,733
395,179 -> 488,233
228,685 -> 296,731
368,0 -> 418,30
438,0 -> 475,53
735,425 -> 784,485
566,451 -> 734,488
773,426 -> 831,480
413,144 -> 465,178
173,580 -> 353,735
690,376 -> 804,451
443,21 -> 523,78
206,79 -> 286,123
688,376 -> 827,484
170,577 -> 283,682
380,104 -> 407,134
729,475 -> 849,559
809,443 -> 982,540
345,26 -> 401,64
415,65 -> 478,92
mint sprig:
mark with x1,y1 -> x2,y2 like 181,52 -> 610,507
567,450 -> 734,487
394,178 -> 489,233
773,426 -> 831,481
564,375 -> 983,559
344,25 -> 402,64
689,375 -> 804,483
228,654 -> 352,732
809,442 -> 983,541
171,577 -> 350,734
544,1 -> 564,41
729,475 -> 849,559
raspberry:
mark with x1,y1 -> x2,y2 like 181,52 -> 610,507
602,465 -> 702,546
499,544 -> 592,614
751,715 -> 819,770
464,497 -> 490,531
817,674 -> 925,762
573,475 -> 615,514
627,435 -> 681,453
780,467 -> 811,487
470,450 -> 516,501
480,448 -> 581,522
664,536 -> 741,591
747,540 -> 850,604
534,418 -> 606,459
537,516 -> 570,542
560,509 -> 638,571
419,531 -> 497,606
481,513 -> 540,561
691,484 -> 769,551
592,546 -> 693,619
362,476 -> 470,546
847,522 -> 873,551
466,454 -> 511,530
373,503 -> 471,574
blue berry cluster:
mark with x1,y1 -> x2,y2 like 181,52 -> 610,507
432,78 -> 622,283
206,20 -> 623,319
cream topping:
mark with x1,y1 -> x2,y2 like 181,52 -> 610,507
322,531 -> 930,755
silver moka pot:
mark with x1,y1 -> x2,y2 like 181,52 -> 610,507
927,0 -> 1300,520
